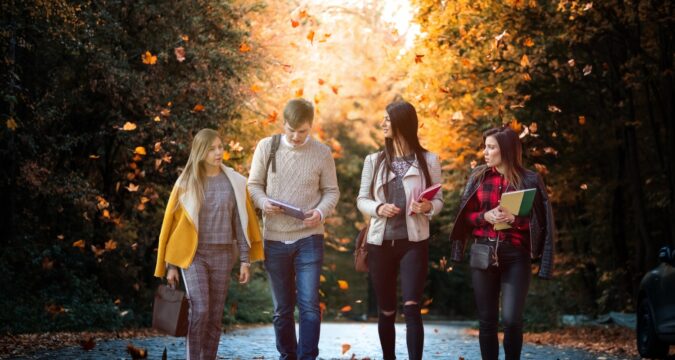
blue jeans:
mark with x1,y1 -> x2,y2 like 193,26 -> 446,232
264,235 -> 324,360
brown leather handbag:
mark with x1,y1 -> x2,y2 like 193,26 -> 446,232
152,284 -> 189,337
353,225 -> 369,272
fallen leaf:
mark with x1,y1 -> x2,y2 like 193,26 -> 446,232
174,47 -> 186,62
192,104 -> 205,112
250,84 -> 262,93
523,37 -> 535,47
583,64 -> 592,76
337,280 -> 349,290
520,54 -> 530,67
307,30 -> 315,44
341,344 -> 351,355
122,122 -> 137,131
105,239 -> 118,251
127,343 -> 147,359
6,117 -> 18,130
266,111 -> 278,124
126,183 -> 140,192
141,51 -> 157,65
578,115 -> 586,125
331,86 -> 339,95
318,78 -> 325,85
415,54 -> 424,63
299,10 -> 308,18
295,88 -> 304,97
291,19 -> 300,28
548,105 -> 562,113
72,239 -> 85,248
181,34 -> 189,42
134,146 -> 146,155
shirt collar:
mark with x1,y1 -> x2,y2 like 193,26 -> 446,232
281,134 -> 311,148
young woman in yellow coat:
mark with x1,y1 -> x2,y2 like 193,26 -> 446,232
154,128 -> 263,360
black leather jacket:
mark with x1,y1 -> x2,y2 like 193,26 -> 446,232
449,165 -> 555,279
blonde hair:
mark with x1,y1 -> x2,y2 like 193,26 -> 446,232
175,128 -> 221,211
283,98 -> 314,128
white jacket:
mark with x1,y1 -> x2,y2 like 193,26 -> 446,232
357,151 -> 443,245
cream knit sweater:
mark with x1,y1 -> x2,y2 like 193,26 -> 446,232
247,136 -> 340,241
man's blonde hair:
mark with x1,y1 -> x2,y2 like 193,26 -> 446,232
283,98 -> 314,128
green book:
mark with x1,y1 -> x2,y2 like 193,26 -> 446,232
494,188 -> 536,231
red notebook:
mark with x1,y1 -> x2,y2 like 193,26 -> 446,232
409,183 -> 442,215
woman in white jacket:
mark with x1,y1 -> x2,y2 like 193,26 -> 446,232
357,100 -> 443,360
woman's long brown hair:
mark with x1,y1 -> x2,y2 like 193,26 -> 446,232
475,126 -> 526,190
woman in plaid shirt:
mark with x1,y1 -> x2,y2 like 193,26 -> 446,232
449,126 -> 555,360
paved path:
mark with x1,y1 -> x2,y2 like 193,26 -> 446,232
13,322 -> 635,360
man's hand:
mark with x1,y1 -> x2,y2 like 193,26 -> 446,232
239,264 -> 250,284
167,268 -> 180,288
264,200 -> 284,215
303,209 -> 322,227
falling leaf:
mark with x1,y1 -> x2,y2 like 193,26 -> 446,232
102,209 -> 111,218
568,58 -> 576,67
134,146 -> 146,156
174,47 -> 186,62
523,37 -> 535,47
192,104 -> 205,112
580,183 -> 588,190
73,239 -> 85,248
578,115 -> 586,125
307,30 -> 315,44
239,43 -> 251,53
122,122 -> 137,131
6,117 -> 18,131
57,234 -> 65,240
267,111 -> 278,124
126,183 -> 140,192
141,51 -> 157,65
337,280 -> 349,290
153,116 -> 161,122
340,305 -> 352,312
420,308 -> 430,315
160,108 -> 171,117
318,78 -> 325,85
520,54 -> 530,67
341,344 -> 351,355
291,19 -> 300,28
529,122 -> 538,133
583,65 -> 592,76
423,298 -> 434,306
222,151 -> 231,161
331,86 -> 339,95
548,105 -> 562,113
415,54 -> 424,63
91,245 -> 105,257
105,239 -> 118,251
295,88 -> 304,97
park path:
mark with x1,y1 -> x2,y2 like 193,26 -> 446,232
13,322 -> 636,360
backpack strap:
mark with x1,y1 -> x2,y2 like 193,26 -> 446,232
264,134 -> 281,190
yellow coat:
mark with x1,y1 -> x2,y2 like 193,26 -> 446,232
154,165 -> 264,278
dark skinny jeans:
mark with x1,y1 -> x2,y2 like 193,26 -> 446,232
471,239 -> 531,360
367,239 -> 428,360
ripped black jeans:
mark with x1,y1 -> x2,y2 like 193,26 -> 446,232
471,239 -> 531,360
367,239 -> 428,360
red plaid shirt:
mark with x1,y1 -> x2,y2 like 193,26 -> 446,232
465,167 -> 529,246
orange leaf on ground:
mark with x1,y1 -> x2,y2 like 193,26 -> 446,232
524,37 -> 535,47
341,344 -> 351,355
6,117 -> 18,130
318,78 -> 325,85
250,84 -> 262,93
331,86 -> 339,95
126,183 -> 139,192
141,51 -> 157,65
72,240 -> 85,248
105,239 -> 118,251
307,30 -> 315,44
192,104 -> 205,112
134,146 -> 146,155
295,88 -> 304,97
239,43 -> 251,53
415,54 -> 424,63
299,10 -> 308,18
291,19 -> 299,28
122,122 -> 137,131
337,280 -> 349,290
266,111 -> 278,125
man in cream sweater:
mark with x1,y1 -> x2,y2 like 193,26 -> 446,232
248,98 -> 339,360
